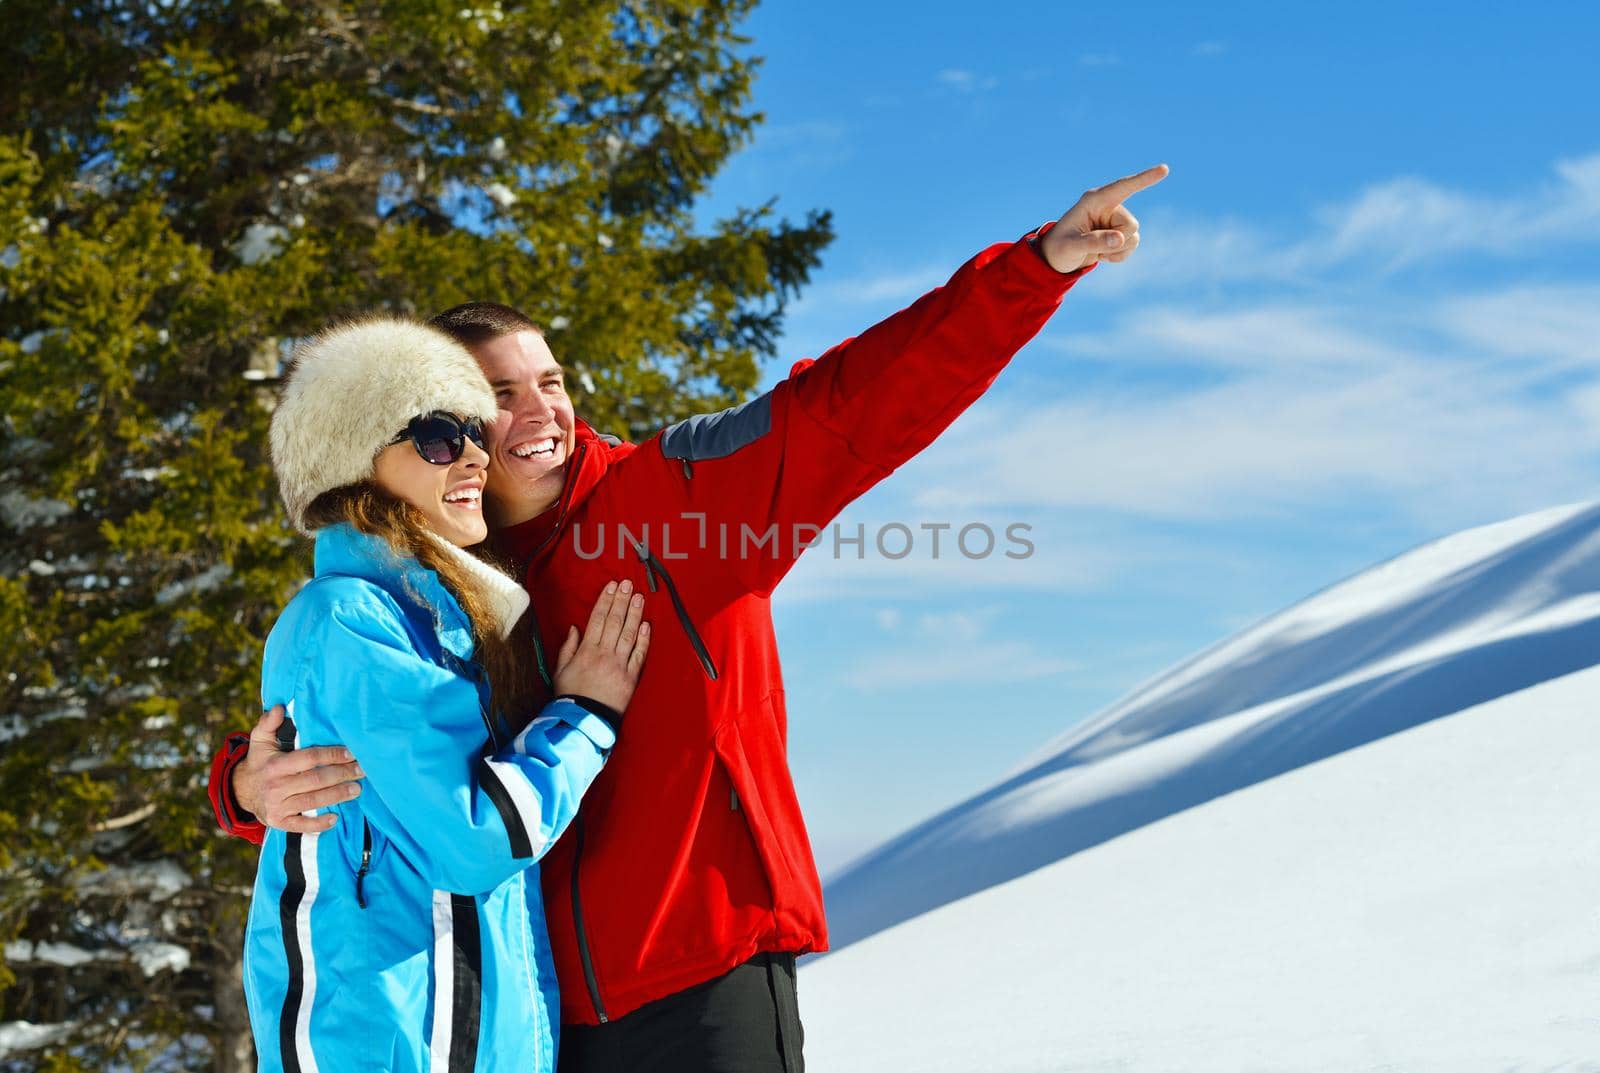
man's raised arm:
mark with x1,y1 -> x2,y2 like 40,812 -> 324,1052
653,164 -> 1169,594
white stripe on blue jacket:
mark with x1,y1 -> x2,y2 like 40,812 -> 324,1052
243,524 -> 615,1073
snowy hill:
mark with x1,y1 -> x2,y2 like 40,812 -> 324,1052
803,502 -> 1600,1070
802,663 -> 1600,1071
821,501 -> 1600,951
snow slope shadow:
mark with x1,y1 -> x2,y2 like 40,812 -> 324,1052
821,501 -> 1600,952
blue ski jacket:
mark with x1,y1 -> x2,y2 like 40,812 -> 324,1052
242,524 -> 616,1073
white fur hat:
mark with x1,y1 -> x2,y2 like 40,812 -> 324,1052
271,316 -> 497,533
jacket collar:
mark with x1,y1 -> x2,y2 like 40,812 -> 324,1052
312,524 -> 529,659
492,418 -> 633,566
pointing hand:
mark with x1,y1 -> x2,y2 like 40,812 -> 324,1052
1038,163 -> 1169,274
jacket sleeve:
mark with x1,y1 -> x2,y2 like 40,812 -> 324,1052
295,598 -> 615,896
652,228 -> 1091,595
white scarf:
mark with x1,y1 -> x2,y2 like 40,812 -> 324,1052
428,535 -> 531,640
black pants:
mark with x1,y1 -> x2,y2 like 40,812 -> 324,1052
557,953 -> 805,1073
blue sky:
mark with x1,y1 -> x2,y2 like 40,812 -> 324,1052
689,0 -> 1600,873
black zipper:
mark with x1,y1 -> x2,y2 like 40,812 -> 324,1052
355,820 -> 372,909
459,658 -> 501,748
525,597 -> 553,692
570,816 -> 608,1022
630,539 -> 719,680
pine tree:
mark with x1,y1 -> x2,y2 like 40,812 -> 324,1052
0,3 -> 830,1069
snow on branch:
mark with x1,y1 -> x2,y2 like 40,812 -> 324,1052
73,860 -> 191,902
155,562 -> 233,606
0,1020 -> 78,1059
6,938 -> 192,978
0,490 -> 72,530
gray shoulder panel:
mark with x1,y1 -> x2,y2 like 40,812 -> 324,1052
658,393 -> 773,462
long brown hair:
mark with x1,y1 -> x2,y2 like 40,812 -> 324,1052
303,482 -> 536,721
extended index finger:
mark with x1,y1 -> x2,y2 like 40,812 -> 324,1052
1093,163 -> 1169,205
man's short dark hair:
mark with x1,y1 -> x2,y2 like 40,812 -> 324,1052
428,302 -> 544,347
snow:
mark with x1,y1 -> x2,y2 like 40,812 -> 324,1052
6,940 -> 98,967
806,501 -> 1600,1070
75,860 -> 190,902
485,182 -> 517,208
1,697 -> 88,744
232,221 -> 288,265
155,562 -> 231,605
2,937 -> 188,976
0,1021 -> 76,1059
130,942 -> 190,977
822,500 -> 1600,949
0,489 -> 73,530
804,665 -> 1600,1072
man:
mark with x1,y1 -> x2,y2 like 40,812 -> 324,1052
210,165 -> 1168,1072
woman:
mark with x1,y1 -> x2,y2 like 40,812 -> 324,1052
242,317 -> 648,1073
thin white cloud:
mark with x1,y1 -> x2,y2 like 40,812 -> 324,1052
907,284 -> 1600,526
789,597 -> 1083,693
937,68 -> 998,93
1433,284 -> 1600,368
1063,303 -> 1422,372
1090,153 -> 1600,296
842,637 -> 1079,690
752,119 -> 850,151
787,266 -> 948,316
1309,155 -> 1600,271
775,528 -> 1121,604
910,609 -> 991,643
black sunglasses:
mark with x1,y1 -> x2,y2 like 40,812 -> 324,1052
393,411 -> 486,465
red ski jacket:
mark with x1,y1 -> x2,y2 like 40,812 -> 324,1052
211,229 -> 1089,1025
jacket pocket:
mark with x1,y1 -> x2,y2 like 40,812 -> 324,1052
343,808 -> 387,909
711,719 -> 796,904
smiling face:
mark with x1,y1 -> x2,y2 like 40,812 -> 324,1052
471,329 -> 576,527
371,429 -> 490,547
